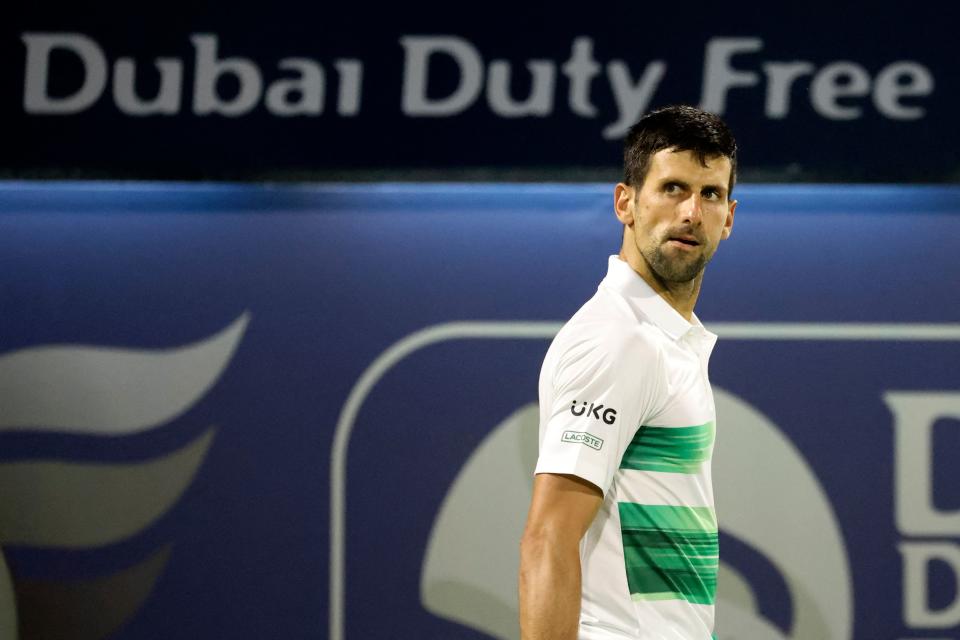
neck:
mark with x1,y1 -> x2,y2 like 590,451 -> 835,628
618,250 -> 702,322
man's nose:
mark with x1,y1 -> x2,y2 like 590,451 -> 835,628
681,193 -> 703,224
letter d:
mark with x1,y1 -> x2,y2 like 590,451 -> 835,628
22,33 -> 107,114
900,542 -> 960,628
400,36 -> 482,116
886,391 -> 960,535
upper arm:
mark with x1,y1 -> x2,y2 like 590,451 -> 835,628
522,472 -> 603,546
535,328 -> 664,494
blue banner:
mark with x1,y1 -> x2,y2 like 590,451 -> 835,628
0,183 -> 959,639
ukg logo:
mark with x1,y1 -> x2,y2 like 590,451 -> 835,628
0,314 -> 249,639
420,388 -> 852,640
570,400 -> 617,425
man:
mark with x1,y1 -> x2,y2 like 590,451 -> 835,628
519,105 -> 737,640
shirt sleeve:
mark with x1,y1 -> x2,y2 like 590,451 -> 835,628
534,327 -> 664,494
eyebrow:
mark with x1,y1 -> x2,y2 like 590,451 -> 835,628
661,179 -> 727,196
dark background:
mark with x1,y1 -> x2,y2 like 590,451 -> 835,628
3,0 -> 956,181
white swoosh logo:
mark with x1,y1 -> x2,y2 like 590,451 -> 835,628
0,313 -> 251,640
0,428 -> 216,548
0,313 -> 249,435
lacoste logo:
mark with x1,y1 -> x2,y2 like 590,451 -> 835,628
561,430 -> 604,450
570,400 -> 617,424
0,313 -> 249,640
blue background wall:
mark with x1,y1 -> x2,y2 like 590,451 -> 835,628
0,183 -> 958,639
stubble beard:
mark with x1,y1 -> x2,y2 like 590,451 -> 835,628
641,239 -> 711,284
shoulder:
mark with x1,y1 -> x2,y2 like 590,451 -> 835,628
551,315 -> 662,381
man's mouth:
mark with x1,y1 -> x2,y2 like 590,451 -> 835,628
667,236 -> 700,247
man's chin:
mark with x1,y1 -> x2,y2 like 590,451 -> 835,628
641,247 -> 708,284
651,259 -> 705,284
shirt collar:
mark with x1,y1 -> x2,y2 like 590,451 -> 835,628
600,255 -> 716,346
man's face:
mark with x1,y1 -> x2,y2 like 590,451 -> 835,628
624,148 -> 736,283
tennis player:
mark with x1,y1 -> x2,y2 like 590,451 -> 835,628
519,105 -> 738,640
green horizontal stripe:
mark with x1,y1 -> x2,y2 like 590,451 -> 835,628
619,422 -> 714,474
619,503 -> 718,605
619,503 -> 717,532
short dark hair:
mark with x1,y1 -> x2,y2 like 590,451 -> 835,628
623,105 -> 738,195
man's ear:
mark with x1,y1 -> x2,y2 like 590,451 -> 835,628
614,183 -> 634,226
721,199 -> 737,240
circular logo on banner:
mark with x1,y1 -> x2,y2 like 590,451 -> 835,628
421,388 -> 853,639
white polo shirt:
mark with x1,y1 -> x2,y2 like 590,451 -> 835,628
536,255 -> 719,640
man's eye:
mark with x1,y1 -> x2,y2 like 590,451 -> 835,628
664,184 -> 681,194
703,190 -> 719,200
